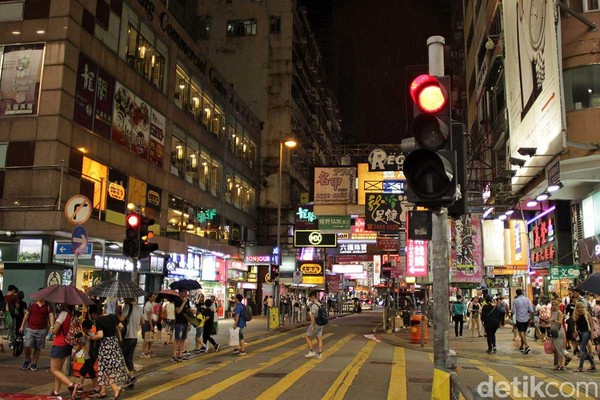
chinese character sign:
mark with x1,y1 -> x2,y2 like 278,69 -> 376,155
313,167 -> 356,204
406,239 -> 428,277
529,211 -> 557,267
450,216 -> 483,283
364,193 -> 407,231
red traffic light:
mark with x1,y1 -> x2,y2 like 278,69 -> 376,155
126,213 -> 140,228
410,74 -> 447,114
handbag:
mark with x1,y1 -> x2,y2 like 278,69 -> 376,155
228,327 -> 240,347
547,329 -> 559,338
12,334 -> 24,357
544,340 -> 553,354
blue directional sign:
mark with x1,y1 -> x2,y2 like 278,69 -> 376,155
71,225 -> 89,255
55,243 -> 93,259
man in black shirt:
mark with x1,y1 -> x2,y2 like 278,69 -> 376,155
171,289 -> 190,362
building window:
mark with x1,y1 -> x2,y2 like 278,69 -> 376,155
269,16 -> 281,34
0,0 -> 24,22
226,19 -> 257,37
125,24 -> 166,91
175,66 -> 191,110
198,15 -> 211,39
563,65 -> 600,111
584,0 -> 600,12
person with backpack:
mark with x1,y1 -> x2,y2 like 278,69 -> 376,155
19,293 -> 54,371
451,295 -> 467,339
232,294 -> 247,356
481,296 -> 501,353
305,291 -> 325,359
198,299 -> 219,353
49,303 -> 80,397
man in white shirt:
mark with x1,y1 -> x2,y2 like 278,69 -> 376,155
118,298 -> 143,389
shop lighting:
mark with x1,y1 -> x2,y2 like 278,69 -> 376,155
189,153 -> 197,169
139,45 -> 147,59
498,214 -> 507,221
107,242 -> 120,250
77,147 -> 88,154
526,205 -> 556,226
504,210 -> 514,216
151,54 -> 156,67
536,192 -> 550,201
11,31 -> 20,35
179,80 -> 186,89
526,199 -> 538,207
176,144 -> 184,160
482,207 -> 494,219
547,182 -> 563,192
36,30 -> 45,34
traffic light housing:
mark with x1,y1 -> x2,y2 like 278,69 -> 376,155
123,213 -> 140,257
269,264 -> 280,281
139,216 -> 158,259
404,74 -> 459,208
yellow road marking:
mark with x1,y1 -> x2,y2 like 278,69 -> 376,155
387,347 -> 407,400
516,365 -> 596,400
127,332 -> 308,400
470,359 -> 532,400
322,340 -> 377,400
186,333 -> 335,400
257,334 -> 355,398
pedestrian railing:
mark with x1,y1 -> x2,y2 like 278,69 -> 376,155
449,372 -> 484,400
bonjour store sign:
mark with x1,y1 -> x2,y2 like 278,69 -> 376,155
134,0 -> 255,125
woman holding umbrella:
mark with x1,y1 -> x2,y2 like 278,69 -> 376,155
49,303 -> 80,397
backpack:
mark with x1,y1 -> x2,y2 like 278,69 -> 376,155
498,301 -> 506,314
539,304 -> 551,321
64,313 -> 84,346
243,304 -> 253,322
315,303 -> 328,326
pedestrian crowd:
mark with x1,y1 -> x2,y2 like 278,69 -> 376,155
451,288 -> 600,373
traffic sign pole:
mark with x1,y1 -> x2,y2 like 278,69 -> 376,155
73,253 -> 78,287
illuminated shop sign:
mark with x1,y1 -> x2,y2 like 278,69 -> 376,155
529,211 -> 557,266
94,255 -> 136,272
406,240 -> 428,277
244,255 -> 271,264
339,243 -> 367,254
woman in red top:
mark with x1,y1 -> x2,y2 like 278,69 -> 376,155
49,304 -> 79,397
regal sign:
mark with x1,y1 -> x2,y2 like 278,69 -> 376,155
294,230 -> 337,248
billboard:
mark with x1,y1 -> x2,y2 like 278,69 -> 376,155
0,43 -> 45,116
313,167 -> 356,204
450,216 -> 483,284
503,0 -> 564,183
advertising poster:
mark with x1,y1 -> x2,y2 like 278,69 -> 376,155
128,176 -> 147,207
503,0 -> 563,180
482,220 -> 505,266
364,193 -> 407,231
450,216 -> 483,284
73,53 -> 97,130
406,239 -> 428,277
149,109 -> 165,166
94,66 -> 114,140
132,96 -> 150,159
112,81 -> 135,150
0,43 -> 45,116
313,167 -> 356,204
505,219 -> 529,267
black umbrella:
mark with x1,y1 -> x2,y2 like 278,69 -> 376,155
169,279 -> 202,291
88,280 -> 146,299
576,273 -> 600,295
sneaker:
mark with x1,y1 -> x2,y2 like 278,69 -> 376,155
486,349 -> 492,354
492,347 -> 497,354
316,352 -> 322,359
30,363 -> 38,372
148,351 -> 156,357
178,356 -> 185,362
193,348 -> 203,354
139,352 -> 151,359
204,346 -> 210,353
170,356 -> 179,362
124,376 -> 137,388
523,347 -> 531,354
214,344 -> 220,353
305,350 -> 316,358
22,359 -> 31,370
238,351 -> 247,356
232,349 -> 240,354
183,351 -> 191,356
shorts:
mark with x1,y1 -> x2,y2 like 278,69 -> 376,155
195,326 -> 204,338
174,323 -> 188,341
516,321 -> 529,332
24,328 -> 47,349
79,358 -> 97,379
306,324 -> 324,338
238,327 -> 244,341
141,321 -> 152,338
50,345 -> 73,359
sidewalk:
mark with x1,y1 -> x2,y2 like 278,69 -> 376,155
378,322 -> 580,369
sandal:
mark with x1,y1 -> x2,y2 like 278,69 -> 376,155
113,387 -> 123,400
573,368 -> 584,372
89,393 -> 107,399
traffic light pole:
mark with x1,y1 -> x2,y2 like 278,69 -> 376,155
432,208 -> 450,371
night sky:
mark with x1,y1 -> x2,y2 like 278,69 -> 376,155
304,0 -> 454,144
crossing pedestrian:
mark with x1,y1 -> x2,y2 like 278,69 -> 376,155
548,300 -> 571,370
232,294 -> 246,355
481,296 -> 501,353
140,294 -> 157,358
573,301 -> 596,372
468,297 -> 482,338
18,293 -> 54,371
172,289 -> 190,362
118,298 -> 143,389
513,288 -> 534,354
451,295 -> 466,338
304,291 -> 324,359
49,304 -> 80,397
201,299 -> 220,353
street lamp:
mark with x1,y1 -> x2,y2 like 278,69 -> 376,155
275,135 -> 297,309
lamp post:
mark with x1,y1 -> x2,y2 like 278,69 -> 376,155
275,136 -> 297,311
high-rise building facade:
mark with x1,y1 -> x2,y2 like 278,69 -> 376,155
195,0 -> 343,252
0,0 -> 261,299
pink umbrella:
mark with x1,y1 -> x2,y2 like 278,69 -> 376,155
30,285 -> 95,305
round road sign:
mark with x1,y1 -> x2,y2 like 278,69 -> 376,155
64,195 -> 92,225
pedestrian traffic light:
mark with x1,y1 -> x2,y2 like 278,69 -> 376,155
123,212 -> 140,257
269,264 -> 280,281
139,216 -> 158,259
403,74 -> 459,208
